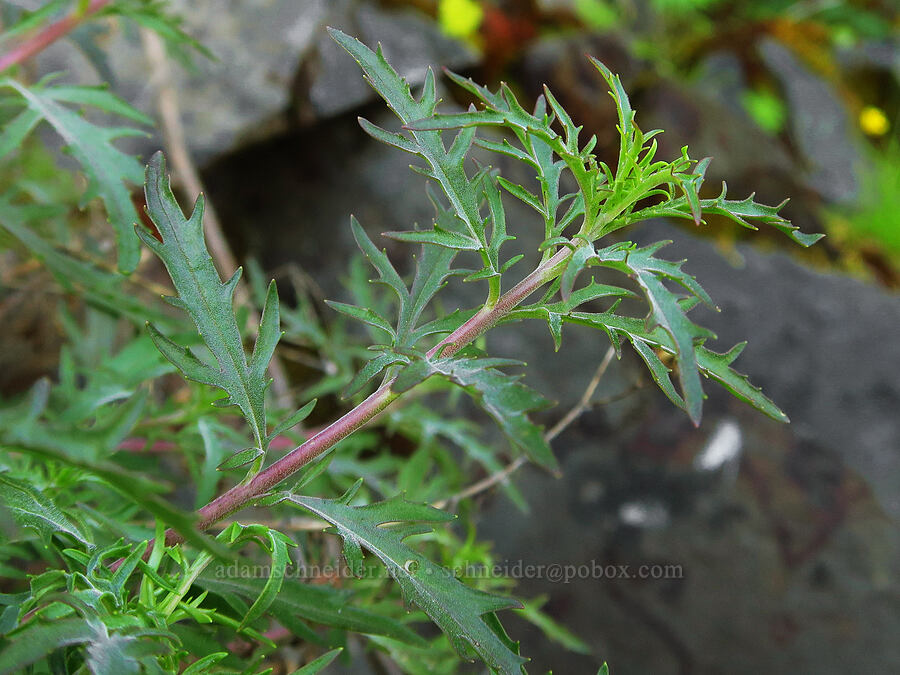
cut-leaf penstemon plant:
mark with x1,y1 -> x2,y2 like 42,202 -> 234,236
0,10 -> 822,674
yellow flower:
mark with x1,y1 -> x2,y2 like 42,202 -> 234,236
859,106 -> 889,137
439,0 -> 483,40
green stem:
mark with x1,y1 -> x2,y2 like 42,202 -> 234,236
160,550 -> 214,617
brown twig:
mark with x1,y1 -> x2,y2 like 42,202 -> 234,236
544,344 -> 616,442
139,29 -> 294,410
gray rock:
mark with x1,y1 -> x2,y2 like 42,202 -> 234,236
760,38 -> 863,203
636,220 -> 900,517
692,50 -> 748,118
35,0 -> 331,162
304,1 -> 477,121
836,37 -> 900,86
31,1 -> 474,163
478,220 -> 900,673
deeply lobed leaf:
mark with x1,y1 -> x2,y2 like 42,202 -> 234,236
393,354 -> 557,471
0,79 -> 151,272
330,29 -> 507,294
288,495 -> 527,674
137,153 -> 286,455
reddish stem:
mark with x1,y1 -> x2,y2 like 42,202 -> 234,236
156,247 -> 574,548
0,0 -> 111,72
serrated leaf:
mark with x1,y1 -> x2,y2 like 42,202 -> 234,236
330,30 -> 498,279
408,67 -> 601,221
384,227 -> 480,250
0,617 -> 94,673
288,495 -> 527,674
0,79 -> 150,272
588,57 -> 635,179
394,355 -> 557,471
350,201 -> 460,353
696,342 -> 788,422
505,279 -> 634,350
139,153 -> 281,454
563,241 -> 715,424
0,474 -> 92,545
565,311 -> 787,422
627,181 -> 823,246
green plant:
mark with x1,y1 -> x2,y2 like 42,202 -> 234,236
825,139 -> 900,273
0,4 -> 821,673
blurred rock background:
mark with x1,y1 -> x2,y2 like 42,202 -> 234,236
11,0 -> 900,672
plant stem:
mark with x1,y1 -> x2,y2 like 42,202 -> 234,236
160,550 -> 215,617
0,0 -> 111,73
161,245 -> 577,546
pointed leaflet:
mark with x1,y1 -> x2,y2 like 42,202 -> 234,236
625,181 -> 823,247
396,192 -> 463,347
588,57 -> 636,183
0,79 -> 151,272
503,280 -> 635,351
329,30 -> 500,283
215,523 -> 295,630
293,648 -> 344,674
626,244 -> 714,425
563,241 -> 715,424
268,399 -> 317,443
288,495 -> 527,674
343,210 -> 459,391
393,355 -> 557,471
137,153 -> 281,453
343,351 -> 408,399
564,310 -> 788,422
